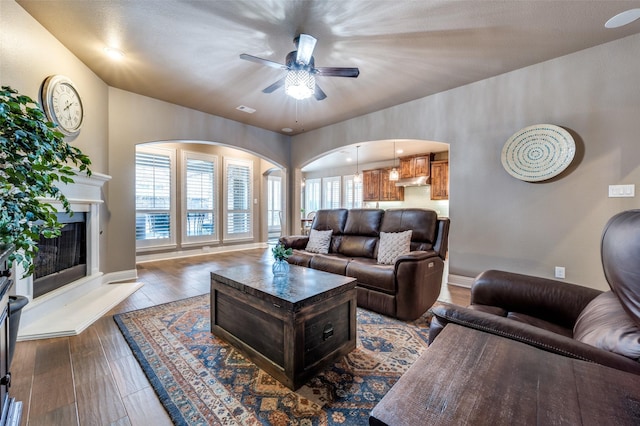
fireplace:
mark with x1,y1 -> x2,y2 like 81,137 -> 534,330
33,212 -> 87,298
12,171 -> 147,341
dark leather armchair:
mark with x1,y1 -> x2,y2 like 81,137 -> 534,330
430,209 -> 640,375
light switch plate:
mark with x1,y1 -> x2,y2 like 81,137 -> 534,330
608,184 -> 635,197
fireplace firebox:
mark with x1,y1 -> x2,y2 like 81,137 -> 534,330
33,212 -> 87,298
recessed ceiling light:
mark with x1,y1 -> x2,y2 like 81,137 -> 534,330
104,47 -> 125,60
346,158 -> 353,162
396,149 -> 404,154
605,8 -> 640,28
236,105 -> 256,114
282,127 -> 293,133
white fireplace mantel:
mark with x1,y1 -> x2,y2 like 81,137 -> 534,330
15,171 -> 143,341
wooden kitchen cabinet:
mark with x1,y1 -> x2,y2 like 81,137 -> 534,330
363,168 -> 404,201
430,161 -> 449,200
363,169 -> 380,201
399,154 -> 432,179
414,155 -> 430,177
399,157 -> 414,179
380,168 -> 404,201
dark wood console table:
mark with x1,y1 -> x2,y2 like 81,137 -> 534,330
0,246 -> 22,426
370,324 -> 640,425
211,263 -> 356,390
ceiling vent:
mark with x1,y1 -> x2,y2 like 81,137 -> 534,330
236,105 -> 256,114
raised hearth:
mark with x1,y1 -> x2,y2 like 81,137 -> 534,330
14,171 -> 143,340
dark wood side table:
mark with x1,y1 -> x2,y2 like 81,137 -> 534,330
370,324 -> 640,425
0,246 -> 22,426
211,263 -> 356,390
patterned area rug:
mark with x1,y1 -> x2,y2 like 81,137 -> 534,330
114,294 -> 431,425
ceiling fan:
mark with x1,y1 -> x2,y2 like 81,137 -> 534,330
240,34 -> 359,101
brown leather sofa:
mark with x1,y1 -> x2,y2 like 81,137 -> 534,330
279,208 -> 449,320
430,209 -> 640,375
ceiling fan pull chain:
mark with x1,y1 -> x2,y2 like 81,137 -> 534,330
295,100 -> 306,132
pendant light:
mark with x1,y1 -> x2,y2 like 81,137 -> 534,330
353,145 -> 361,183
389,141 -> 399,181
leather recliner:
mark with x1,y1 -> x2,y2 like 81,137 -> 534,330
280,208 -> 449,320
430,209 -> 640,375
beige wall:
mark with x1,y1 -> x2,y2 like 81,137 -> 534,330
292,33 -> 640,290
1,0 -> 111,271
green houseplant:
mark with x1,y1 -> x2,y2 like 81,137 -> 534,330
272,242 -> 293,262
0,86 -> 92,276
271,243 -> 292,277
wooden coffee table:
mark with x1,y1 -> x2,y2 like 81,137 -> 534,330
371,324 -> 640,425
210,263 -> 357,390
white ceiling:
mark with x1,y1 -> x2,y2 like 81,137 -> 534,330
17,0 -> 640,139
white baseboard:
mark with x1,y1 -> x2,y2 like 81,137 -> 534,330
448,274 -> 475,288
136,242 -> 268,263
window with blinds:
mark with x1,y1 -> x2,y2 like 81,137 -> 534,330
224,157 -> 253,240
322,176 -> 341,209
304,178 -> 321,214
183,152 -> 217,244
135,147 -> 176,248
343,175 -> 363,209
267,175 -> 282,230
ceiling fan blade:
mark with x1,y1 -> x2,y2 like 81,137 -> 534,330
240,53 -> 287,70
314,84 -> 327,101
262,77 -> 285,94
295,34 -> 317,65
315,67 -> 360,78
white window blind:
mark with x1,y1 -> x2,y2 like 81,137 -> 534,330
322,176 -> 341,209
305,178 -> 321,214
224,158 -> 253,240
183,152 -> 217,243
343,175 -> 363,209
135,147 -> 176,248
267,175 -> 282,230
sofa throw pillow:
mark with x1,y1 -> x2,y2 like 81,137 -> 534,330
573,291 -> 640,360
305,229 -> 333,254
377,230 -> 412,265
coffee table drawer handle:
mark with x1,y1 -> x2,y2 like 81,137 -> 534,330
323,323 -> 334,341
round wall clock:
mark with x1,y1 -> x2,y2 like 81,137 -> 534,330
40,75 -> 84,137
501,124 -> 575,182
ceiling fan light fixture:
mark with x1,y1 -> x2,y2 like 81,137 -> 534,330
285,70 -> 315,100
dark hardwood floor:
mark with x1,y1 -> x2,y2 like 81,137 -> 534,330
11,248 -> 470,425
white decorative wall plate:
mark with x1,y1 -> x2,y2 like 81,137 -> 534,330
501,124 -> 575,182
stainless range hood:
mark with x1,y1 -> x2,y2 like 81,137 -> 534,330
395,175 -> 430,187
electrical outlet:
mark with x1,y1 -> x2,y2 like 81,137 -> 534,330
555,266 -> 565,279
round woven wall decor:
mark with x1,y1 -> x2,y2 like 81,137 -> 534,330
501,124 -> 575,182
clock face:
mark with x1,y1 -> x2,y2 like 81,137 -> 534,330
41,75 -> 84,136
